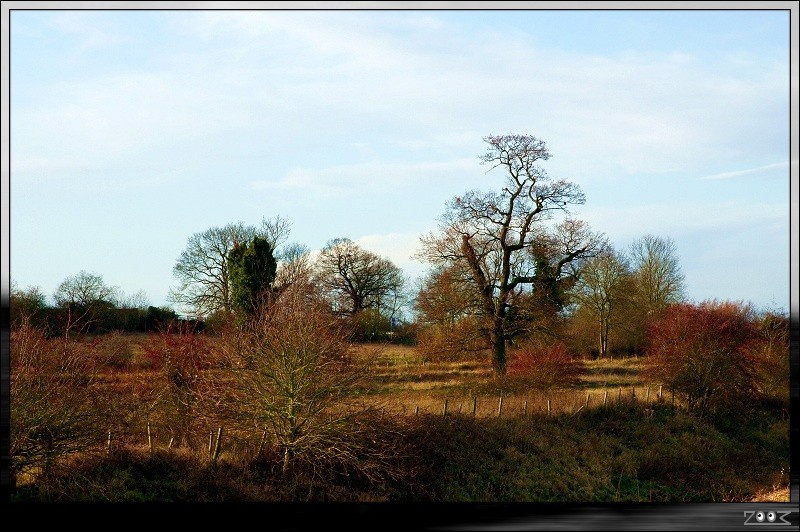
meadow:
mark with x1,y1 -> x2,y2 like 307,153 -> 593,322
9,330 -> 790,504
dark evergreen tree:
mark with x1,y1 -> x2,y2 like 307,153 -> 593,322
228,236 -> 278,316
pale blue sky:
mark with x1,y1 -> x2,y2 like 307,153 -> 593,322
4,4 -> 797,315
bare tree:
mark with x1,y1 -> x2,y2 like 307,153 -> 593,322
315,238 -> 406,318
52,270 -> 119,333
418,134 -> 602,373
628,234 -> 686,318
274,242 -> 313,290
211,281 -> 403,483
572,248 -> 631,358
114,289 -> 150,310
414,265 -> 488,360
53,270 -> 117,309
169,216 -> 291,317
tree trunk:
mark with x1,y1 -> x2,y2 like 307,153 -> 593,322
599,316 -> 609,358
600,330 -> 608,359
491,321 -> 507,374
282,446 -> 291,479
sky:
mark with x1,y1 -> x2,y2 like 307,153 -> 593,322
3,2 -> 798,317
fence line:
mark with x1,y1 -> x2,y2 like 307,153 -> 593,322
428,383 -> 674,420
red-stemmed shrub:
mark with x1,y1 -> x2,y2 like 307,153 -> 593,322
751,310 -> 790,413
644,300 -> 760,417
507,342 -> 585,389
141,323 -> 213,449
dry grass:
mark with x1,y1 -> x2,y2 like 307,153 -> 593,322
346,343 -> 674,418
91,339 -> 681,420
749,486 -> 790,502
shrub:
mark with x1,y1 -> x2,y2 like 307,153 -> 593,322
210,280 -> 408,483
416,317 -> 487,362
506,342 -> 584,389
141,324 -> 213,449
10,319 -> 104,490
94,330 -> 134,370
351,308 -> 391,342
644,300 -> 760,417
751,311 -> 790,412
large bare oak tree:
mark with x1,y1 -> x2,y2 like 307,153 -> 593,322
418,134 -> 604,373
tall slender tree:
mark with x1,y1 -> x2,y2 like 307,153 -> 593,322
572,248 -> 631,358
628,234 -> 685,318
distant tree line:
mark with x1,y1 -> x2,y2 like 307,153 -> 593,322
10,273 -> 191,336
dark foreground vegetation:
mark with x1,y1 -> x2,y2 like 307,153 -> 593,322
11,401 -> 788,503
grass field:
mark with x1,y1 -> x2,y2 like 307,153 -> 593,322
350,343 -> 673,418
10,334 -> 791,503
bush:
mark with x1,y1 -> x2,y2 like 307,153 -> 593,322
416,317 -> 487,362
644,301 -> 760,417
141,324 -> 213,450
751,311 -> 790,412
210,281 -> 408,483
10,319 -> 104,489
351,308 -> 392,342
94,330 -> 134,370
506,342 -> 585,389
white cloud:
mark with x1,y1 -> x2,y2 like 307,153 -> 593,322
699,161 -> 790,180
13,11 -> 787,191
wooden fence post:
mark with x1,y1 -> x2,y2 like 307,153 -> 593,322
209,431 -> 214,457
547,399 -> 551,416
415,406 -> 419,416
523,401 -> 528,417
498,395 -> 503,417
646,386 -> 650,402
443,399 -> 449,416
147,421 -> 153,453
585,392 -> 590,409
658,384 -> 663,401
603,390 -> 608,406
472,397 -> 477,417
212,427 -> 223,462
106,430 -> 112,455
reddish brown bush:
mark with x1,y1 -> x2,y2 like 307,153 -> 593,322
644,300 -> 760,417
141,324 -> 213,449
10,319 -> 103,487
506,342 -> 584,389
